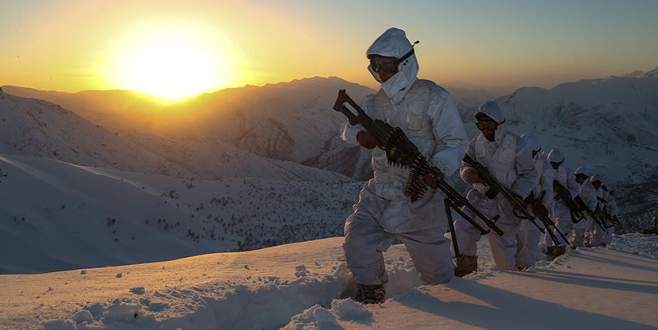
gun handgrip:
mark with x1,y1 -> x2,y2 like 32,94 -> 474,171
333,89 -> 369,126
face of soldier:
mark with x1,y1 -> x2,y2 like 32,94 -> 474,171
576,173 -> 588,184
592,180 -> 602,189
475,118 -> 498,141
551,161 -> 562,170
368,55 -> 399,83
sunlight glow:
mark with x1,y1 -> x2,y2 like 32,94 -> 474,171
108,24 -> 233,101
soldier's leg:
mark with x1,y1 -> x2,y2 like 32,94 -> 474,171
398,226 -> 454,285
487,215 -> 521,270
343,187 -> 393,285
553,207 -> 573,247
516,226 -> 541,269
573,218 -> 592,247
453,190 -> 489,257
590,225 -> 607,247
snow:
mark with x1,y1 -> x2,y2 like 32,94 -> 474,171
2,73 -> 658,329
490,74 -> 658,185
0,153 -> 360,273
1,234 -> 656,330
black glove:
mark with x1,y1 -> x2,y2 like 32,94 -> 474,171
485,186 -> 499,199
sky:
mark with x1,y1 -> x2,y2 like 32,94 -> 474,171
0,0 -> 657,97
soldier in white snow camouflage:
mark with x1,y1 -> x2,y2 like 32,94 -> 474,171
340,27 -> 467,303
515,133 -> 553,269
454,101 -> 539,275
542,148 -> 580,258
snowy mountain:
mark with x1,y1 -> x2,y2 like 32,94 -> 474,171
0,154 -> 360,273
0,91 -> 181,175
1,235 -> 656,330
0,91 -> 350,183
150,76 -> 374,166
3,77 -> 375,165
485,73 -> 658,184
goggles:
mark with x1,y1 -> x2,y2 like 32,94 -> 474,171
475,120 -> 498,130
368,40 -> 419,74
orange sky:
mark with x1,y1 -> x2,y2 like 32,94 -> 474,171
1,0 -> 657,98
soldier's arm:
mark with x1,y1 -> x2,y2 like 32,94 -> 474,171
428,90 -> 468,177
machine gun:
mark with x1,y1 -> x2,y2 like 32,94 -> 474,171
462,155 -> 574,248
333,90 -> 503,258
596,196 -> 621,226
553,181 -> 585,223
574,196 -> 607,231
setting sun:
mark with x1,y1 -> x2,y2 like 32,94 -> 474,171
107,24 -> 232,101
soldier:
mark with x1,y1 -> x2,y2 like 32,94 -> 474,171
454,101 -> 538,275
340,27 -> 468,303
516,134 -> 552,269
571,167 -> 598,247
543,149 -> 579,258
589,177 -> 613,246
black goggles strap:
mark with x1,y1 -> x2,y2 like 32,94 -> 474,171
399,40 -> 420,62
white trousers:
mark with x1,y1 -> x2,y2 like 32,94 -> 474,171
453,190 -> 521,271
343,184 -> 454,286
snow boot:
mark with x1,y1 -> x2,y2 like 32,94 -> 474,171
547,246 -> 566,260
454,255 -> 478,277
354,284 -> 386,304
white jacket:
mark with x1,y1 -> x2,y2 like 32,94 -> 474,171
460,102 -> 538,199
341,28 -> 467,201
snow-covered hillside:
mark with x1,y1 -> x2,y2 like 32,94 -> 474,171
1,234 -> 656,330
0,92 -> 182,176
0,91 -> 350,183
3,77 -> 375,167
488,71 -> 658,184
0,154 -> 360,273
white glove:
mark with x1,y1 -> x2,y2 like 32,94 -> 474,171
472,183 -> 489,194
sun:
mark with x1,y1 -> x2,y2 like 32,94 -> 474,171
108,25 -> 232,101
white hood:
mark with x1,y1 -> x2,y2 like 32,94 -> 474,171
476,101 -> 505,124
366,27 -> 419,103
547,148 -> 565,163
574,166 -> 590,176
476,101 -> 506,141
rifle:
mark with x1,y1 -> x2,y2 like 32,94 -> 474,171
595,197 -> 621,226
553,181 -> 585,223
462,155 -> 574,248
574,197 -> 607,231
333,90 -> 504,251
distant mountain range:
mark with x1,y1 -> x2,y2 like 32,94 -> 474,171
492,70 -> 658,184
2,70 -> 657,272
4,71 -> 658,184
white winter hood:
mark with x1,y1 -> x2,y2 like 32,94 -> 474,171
547,149 -> 565,163
574,166 -> 590,176
475,101 -> 505,124
475,101 -> 507,142
366,27 -> 419,103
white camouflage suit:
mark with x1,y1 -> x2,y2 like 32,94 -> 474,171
341,28 -> 468,286
543,149 -> 579,248
572,168 -> 598,247
455,102 -> 539,271
516,134 -> 553,269
590,178 -> 613,246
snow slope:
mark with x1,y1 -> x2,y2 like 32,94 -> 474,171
0,91 -> 179,176
3,77 -> 375,166
0,91 -> 350,182
0,154 -> 360,273
1,234 -> 656,330
487,72 -> 658,184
